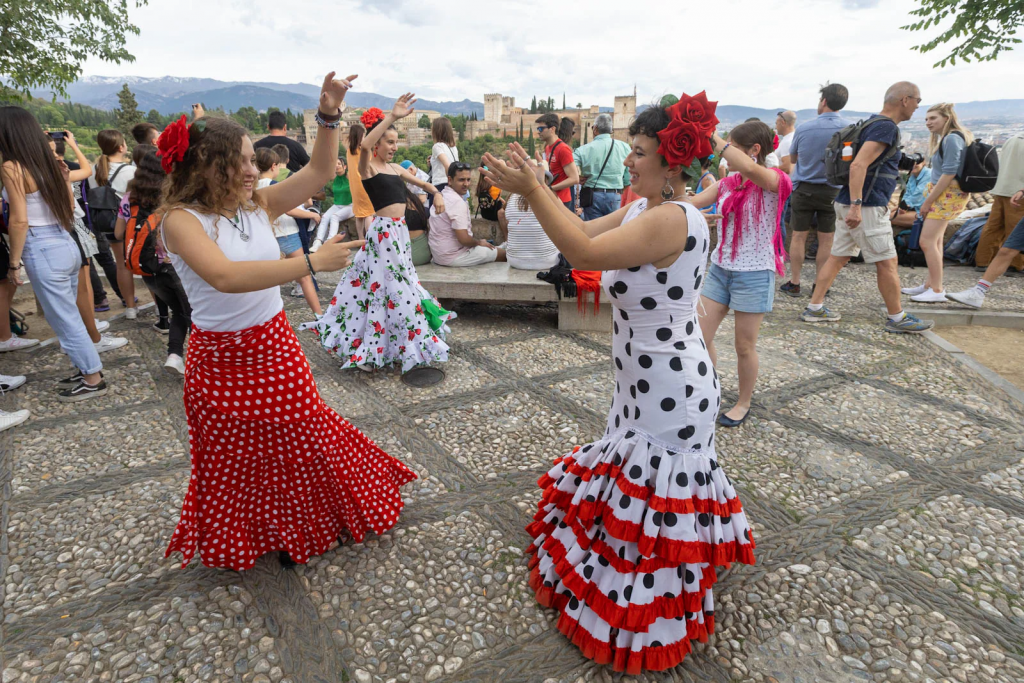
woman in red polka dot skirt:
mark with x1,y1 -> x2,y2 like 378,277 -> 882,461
159,73 -> 417,571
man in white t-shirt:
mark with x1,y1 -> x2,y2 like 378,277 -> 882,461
775,110 -> 797,174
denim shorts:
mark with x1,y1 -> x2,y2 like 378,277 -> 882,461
276,232 -> 303,255
1004,216 -> 1024,252
702,263 -> 776,313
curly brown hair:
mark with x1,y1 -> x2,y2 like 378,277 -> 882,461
160,116 -> 265,219
125,145 -> 165,212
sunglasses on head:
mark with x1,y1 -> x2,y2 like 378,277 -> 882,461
451,162 -> 471,171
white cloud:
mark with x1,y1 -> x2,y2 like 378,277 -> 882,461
82,0 -> 1024,111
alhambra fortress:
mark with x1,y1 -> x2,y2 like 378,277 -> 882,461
298,92 -> 638,149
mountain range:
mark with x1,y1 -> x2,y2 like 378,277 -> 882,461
30,76 -> 1024,124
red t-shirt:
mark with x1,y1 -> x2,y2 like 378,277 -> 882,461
546,141 -> 574,202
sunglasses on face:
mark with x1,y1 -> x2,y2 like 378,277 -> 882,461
536,126 -> 548,133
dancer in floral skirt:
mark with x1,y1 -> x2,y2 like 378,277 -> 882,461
304,95 -> 454,372
160,72 -> 416,570
482,92 -> 755,674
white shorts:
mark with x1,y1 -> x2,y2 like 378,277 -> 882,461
443,245 -> 500,267
832,203 -> 898,264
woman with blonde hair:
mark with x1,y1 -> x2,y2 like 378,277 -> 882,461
902,103 -> 974,302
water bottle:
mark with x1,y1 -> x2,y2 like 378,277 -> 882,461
841,142 -> 854,163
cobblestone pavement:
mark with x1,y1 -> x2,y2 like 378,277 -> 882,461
2,263 -> 1024,683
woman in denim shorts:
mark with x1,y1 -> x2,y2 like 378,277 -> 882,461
691,122 -> 792,427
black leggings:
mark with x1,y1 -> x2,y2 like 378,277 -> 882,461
90,232 -> 122,304
142,266 -> 192,357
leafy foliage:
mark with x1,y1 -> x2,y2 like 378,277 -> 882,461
116,83 -> 143,140
0,0 -> 148,100
903,0 -> 1024,67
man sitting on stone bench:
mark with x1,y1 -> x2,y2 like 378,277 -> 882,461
429,162 -> 506,267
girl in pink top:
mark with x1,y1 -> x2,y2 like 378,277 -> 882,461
691,121 -> 792,428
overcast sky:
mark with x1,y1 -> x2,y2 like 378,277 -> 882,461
83,0 -> 1024,111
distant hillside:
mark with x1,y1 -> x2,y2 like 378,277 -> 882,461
30,76 -> 486,116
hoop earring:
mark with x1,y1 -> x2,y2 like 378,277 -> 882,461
661,179 -> 675,201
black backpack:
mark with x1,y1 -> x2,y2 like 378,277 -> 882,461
941,131 -> 999,193
85,164 -> 128,236
824,116 -> 901,195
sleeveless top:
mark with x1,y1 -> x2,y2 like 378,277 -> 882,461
697,172 -> 718,214
2,189 -> 61,227
362,173 -> 406,211
165,207 -> 284,332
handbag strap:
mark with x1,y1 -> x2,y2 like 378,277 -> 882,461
587,137 -> 617,188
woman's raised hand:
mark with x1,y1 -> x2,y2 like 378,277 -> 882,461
320,72 -> 358,113
481,142 -> 543,195
391,93 -> 417,120
311,236 -> 365,273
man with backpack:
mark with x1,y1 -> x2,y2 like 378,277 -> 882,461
800,81 -> 934,334
975,131 -> 1024,273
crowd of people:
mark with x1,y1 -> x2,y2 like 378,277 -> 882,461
0,70 -> 1021,675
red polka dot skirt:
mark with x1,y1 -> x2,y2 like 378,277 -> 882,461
165,310 -> 416,571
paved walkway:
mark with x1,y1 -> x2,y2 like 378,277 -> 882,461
2,263 -> 1024,683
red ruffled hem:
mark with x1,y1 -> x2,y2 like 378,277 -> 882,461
529,538 -> 717,631
534,582 -> 715,674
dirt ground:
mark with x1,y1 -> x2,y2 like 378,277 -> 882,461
936,326 -> 1024,390
11,273 -> 156,342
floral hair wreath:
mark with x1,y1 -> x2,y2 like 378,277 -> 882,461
657,91 -> 719,179
156,114 -> 205,174
360,107 -> 386,130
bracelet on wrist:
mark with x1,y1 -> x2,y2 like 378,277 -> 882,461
304,253 -> 317,276
315,109 -> 342,129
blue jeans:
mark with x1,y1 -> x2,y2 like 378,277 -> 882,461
23,225 -> 102,374
582,191 -> 621,221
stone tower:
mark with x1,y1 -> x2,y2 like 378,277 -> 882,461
484,94 -> 504,123
613,95 -> 636,130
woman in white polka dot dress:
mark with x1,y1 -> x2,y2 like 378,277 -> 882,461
482,99 -> 755,673
159,73 -> 417,571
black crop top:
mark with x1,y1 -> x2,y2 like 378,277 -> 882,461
362,172 -> 406,211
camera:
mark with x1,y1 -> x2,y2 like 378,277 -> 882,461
897,152 -> 924,172
49,131 -> 66,141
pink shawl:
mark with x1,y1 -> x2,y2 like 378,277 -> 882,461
718,168 -> 793,276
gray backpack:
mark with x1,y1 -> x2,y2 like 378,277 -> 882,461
824,116 -> 901,196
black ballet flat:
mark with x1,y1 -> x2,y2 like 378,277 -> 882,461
279,551 -> 298,568
717,410 -> 750,428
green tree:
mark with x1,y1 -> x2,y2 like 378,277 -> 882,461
0,0 -> 148,100
146,109 -> 162,125
903,0 -> 1023,67
115,83 -> 143,140
418,113 -> 430,128
576,103 -> 582,110
527,128 -> 535,156
530,96 -> 537,114
583,125 -> 588,145
562,93 -> 566,110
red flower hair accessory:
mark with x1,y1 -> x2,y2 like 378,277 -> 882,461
657,91 -> 719,168
773,133 -> 780,151
360,107 -> 385,129
157,115 -> 190,174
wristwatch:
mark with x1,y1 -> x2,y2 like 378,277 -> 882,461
851,199 -> 863,206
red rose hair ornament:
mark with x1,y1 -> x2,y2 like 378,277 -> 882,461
360,107 -> 386,130
657,91 -> 719,169
157,115 -> 191,174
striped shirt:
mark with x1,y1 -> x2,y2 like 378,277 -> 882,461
505,194 -> 559,265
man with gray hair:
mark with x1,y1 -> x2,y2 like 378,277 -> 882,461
775,110 -> 797,174
573,113 -> 632,220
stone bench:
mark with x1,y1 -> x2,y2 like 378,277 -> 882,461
416,262 -> 612,332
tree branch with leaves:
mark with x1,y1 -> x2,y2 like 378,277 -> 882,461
903,0 -> 1023,67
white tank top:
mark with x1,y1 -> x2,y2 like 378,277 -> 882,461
1,189 -> 61,227
165,207 -> 284,332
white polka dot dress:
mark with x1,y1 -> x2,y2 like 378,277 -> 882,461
302,215 -> 455,372
526,200 -> 755,674
165,310 -> 417,571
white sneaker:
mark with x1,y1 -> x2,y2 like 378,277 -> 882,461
291,283 -> 303,297
164,353 -> 185,375
95,334 -> 129,354
945,288 -> 985,309
125,308 -> 138,320
96,320 -> 110,333
0,336 -> 39,352
901,282 -> 929,296
0,408 -> 30,432
910,288 -> 947,303
0,374 -> 26,392
310,239 -> 323,253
